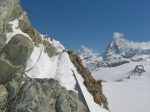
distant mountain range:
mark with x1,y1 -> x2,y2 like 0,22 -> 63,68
77,32 -> 150,112
78,32 -> 150,69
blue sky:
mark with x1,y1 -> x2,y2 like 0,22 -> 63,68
21,0 -> 150,53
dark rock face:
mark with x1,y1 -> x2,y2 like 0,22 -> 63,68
0,33 -> 6,52
2,34 -> 34,66
0,59 -> 17,84
130,65 -> 146,77
67,51 -> 109,110
6,79 -> 87,112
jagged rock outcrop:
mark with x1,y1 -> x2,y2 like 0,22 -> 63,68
68,51 -> 109,110
129,65 -> 146,77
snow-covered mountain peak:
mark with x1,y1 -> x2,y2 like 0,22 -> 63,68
111,32 -> 150,51
78,32 -> 150,68
111,32 -> 128,48
104,32 -> 150,63
77,45 -> 103,70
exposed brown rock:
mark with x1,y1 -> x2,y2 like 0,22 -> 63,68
67,51 -> 109,110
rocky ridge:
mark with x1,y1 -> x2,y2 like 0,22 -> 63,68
0,0 -> 108,112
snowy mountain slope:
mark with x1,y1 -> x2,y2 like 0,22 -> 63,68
92,58 -> 150,81
78,32 -> 150,112
84,56 -> 150,112
102,60 -> 150,112
77,45 -> 103,71
103,76 -> 150,112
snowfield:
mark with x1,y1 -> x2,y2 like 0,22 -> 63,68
92,60 -> 150,112
103,77 -> 150,112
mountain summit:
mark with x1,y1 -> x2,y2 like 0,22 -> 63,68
102,32 -> 150,66
78,32 -> 150,68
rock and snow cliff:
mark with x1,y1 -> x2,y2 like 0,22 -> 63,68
0,0 -> 108,112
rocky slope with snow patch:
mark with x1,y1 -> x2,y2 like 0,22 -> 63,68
0,0 -> 109,112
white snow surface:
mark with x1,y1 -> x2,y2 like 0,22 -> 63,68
6,19 -> 31,43
91,59 -> 150,112
131,54 -> 150,61
25,44 -> 59,79
103,73 -> 150,112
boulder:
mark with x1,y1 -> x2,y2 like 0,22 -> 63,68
2,34 -> 34,66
